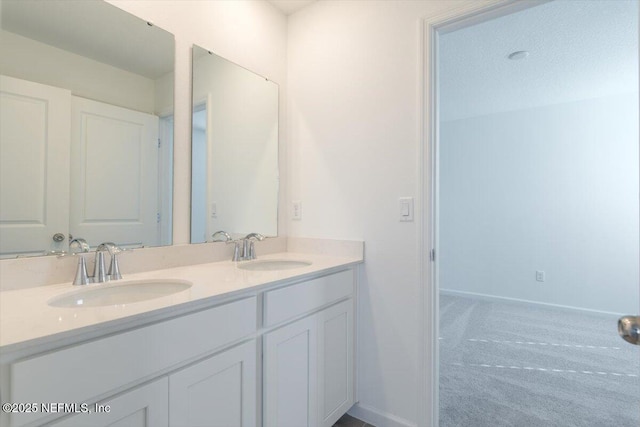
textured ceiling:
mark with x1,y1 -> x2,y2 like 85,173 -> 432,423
268,0 -> 317,15
439,0 -> 639,122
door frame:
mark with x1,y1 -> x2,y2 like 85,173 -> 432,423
418,1 -> 554,426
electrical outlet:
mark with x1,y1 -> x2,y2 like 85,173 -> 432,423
292,201 -> 302,220
536,270 -> 545,282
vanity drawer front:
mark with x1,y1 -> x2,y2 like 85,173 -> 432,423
263,269 -> 354,327
9,296 -> 257,427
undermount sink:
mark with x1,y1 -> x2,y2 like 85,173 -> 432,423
237,259 -> 312,271
49,279 -> 192,308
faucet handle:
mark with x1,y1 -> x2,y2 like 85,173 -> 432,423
243,233 -> 265,260
109,252 -> 122,280
212,231 -> 232,242
97,242 -> 118,254
226,240 -> 241,262
248,240 -> 257,260
98,242 -> 128,280
69,238 -> 90,254
244,232 -> 265,241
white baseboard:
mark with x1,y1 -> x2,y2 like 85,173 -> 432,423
348,403 -> 417,427
440,288 -> 624,317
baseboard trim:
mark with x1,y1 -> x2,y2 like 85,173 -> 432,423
348,403 -> 417,427
440,288 -> 624,317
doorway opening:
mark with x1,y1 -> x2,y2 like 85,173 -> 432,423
430,1 -> 639,426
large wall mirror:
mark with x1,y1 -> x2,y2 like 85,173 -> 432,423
0,0 -> 175,258
191,45 -> 278,243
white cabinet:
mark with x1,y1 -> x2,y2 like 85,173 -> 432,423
51,341 -> 257,427
2,267 -> 357,427
49,379 -> 168,427
263,315 -> 318,427
5,298 -> 257,427
169,340 -> 257,427
263,298 -> 354,427
317,300 -> 354,427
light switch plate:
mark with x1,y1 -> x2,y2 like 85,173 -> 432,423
399,197 -> 414,222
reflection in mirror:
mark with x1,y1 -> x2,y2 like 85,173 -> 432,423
0,0 -> 175,258
191,45 -> 278,243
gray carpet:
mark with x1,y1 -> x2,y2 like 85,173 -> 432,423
439,293 -> 640,427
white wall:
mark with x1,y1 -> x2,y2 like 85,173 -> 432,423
107,0 -> 288,244
287,1 -> 481,426
439,92 -> 640,315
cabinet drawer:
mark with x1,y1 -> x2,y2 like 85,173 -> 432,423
263,269 -> 353,327
9,296 -> 257,427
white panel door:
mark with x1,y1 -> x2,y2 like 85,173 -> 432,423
169,340 -> 257,427
317,300 -> 354,427
263,315 -> 318,427
0,75 -> 70,256
49,378 -> 168,427
70,97 -> 159,248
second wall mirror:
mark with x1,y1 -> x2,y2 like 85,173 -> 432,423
191,45 -> 279,243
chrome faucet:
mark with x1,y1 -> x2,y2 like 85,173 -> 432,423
72,241 -> 124,285
215,231 -> 265,262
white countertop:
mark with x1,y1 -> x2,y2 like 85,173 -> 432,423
0,252 -> 362,353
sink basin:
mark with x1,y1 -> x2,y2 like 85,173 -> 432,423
237,259 -> 312,271
49,280 -> 192,308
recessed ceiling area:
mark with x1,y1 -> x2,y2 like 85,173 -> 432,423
268,0 -> 316,15
439,0 -> 639,122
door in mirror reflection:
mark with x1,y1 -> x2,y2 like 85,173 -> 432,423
70,97 -> 161,248
0,0 -> 175,257
191,46 -> 279,243
0,76 -> 70,256
0,75 -> 173,256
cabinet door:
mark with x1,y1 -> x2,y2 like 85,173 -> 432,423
263,315 -> 318,427
169,340 -> 257,427
49,378 -> 168,427
317,300 -> 355,427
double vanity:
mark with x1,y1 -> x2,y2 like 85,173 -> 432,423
0,2 -> 362,426
0,243 -> 363,427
